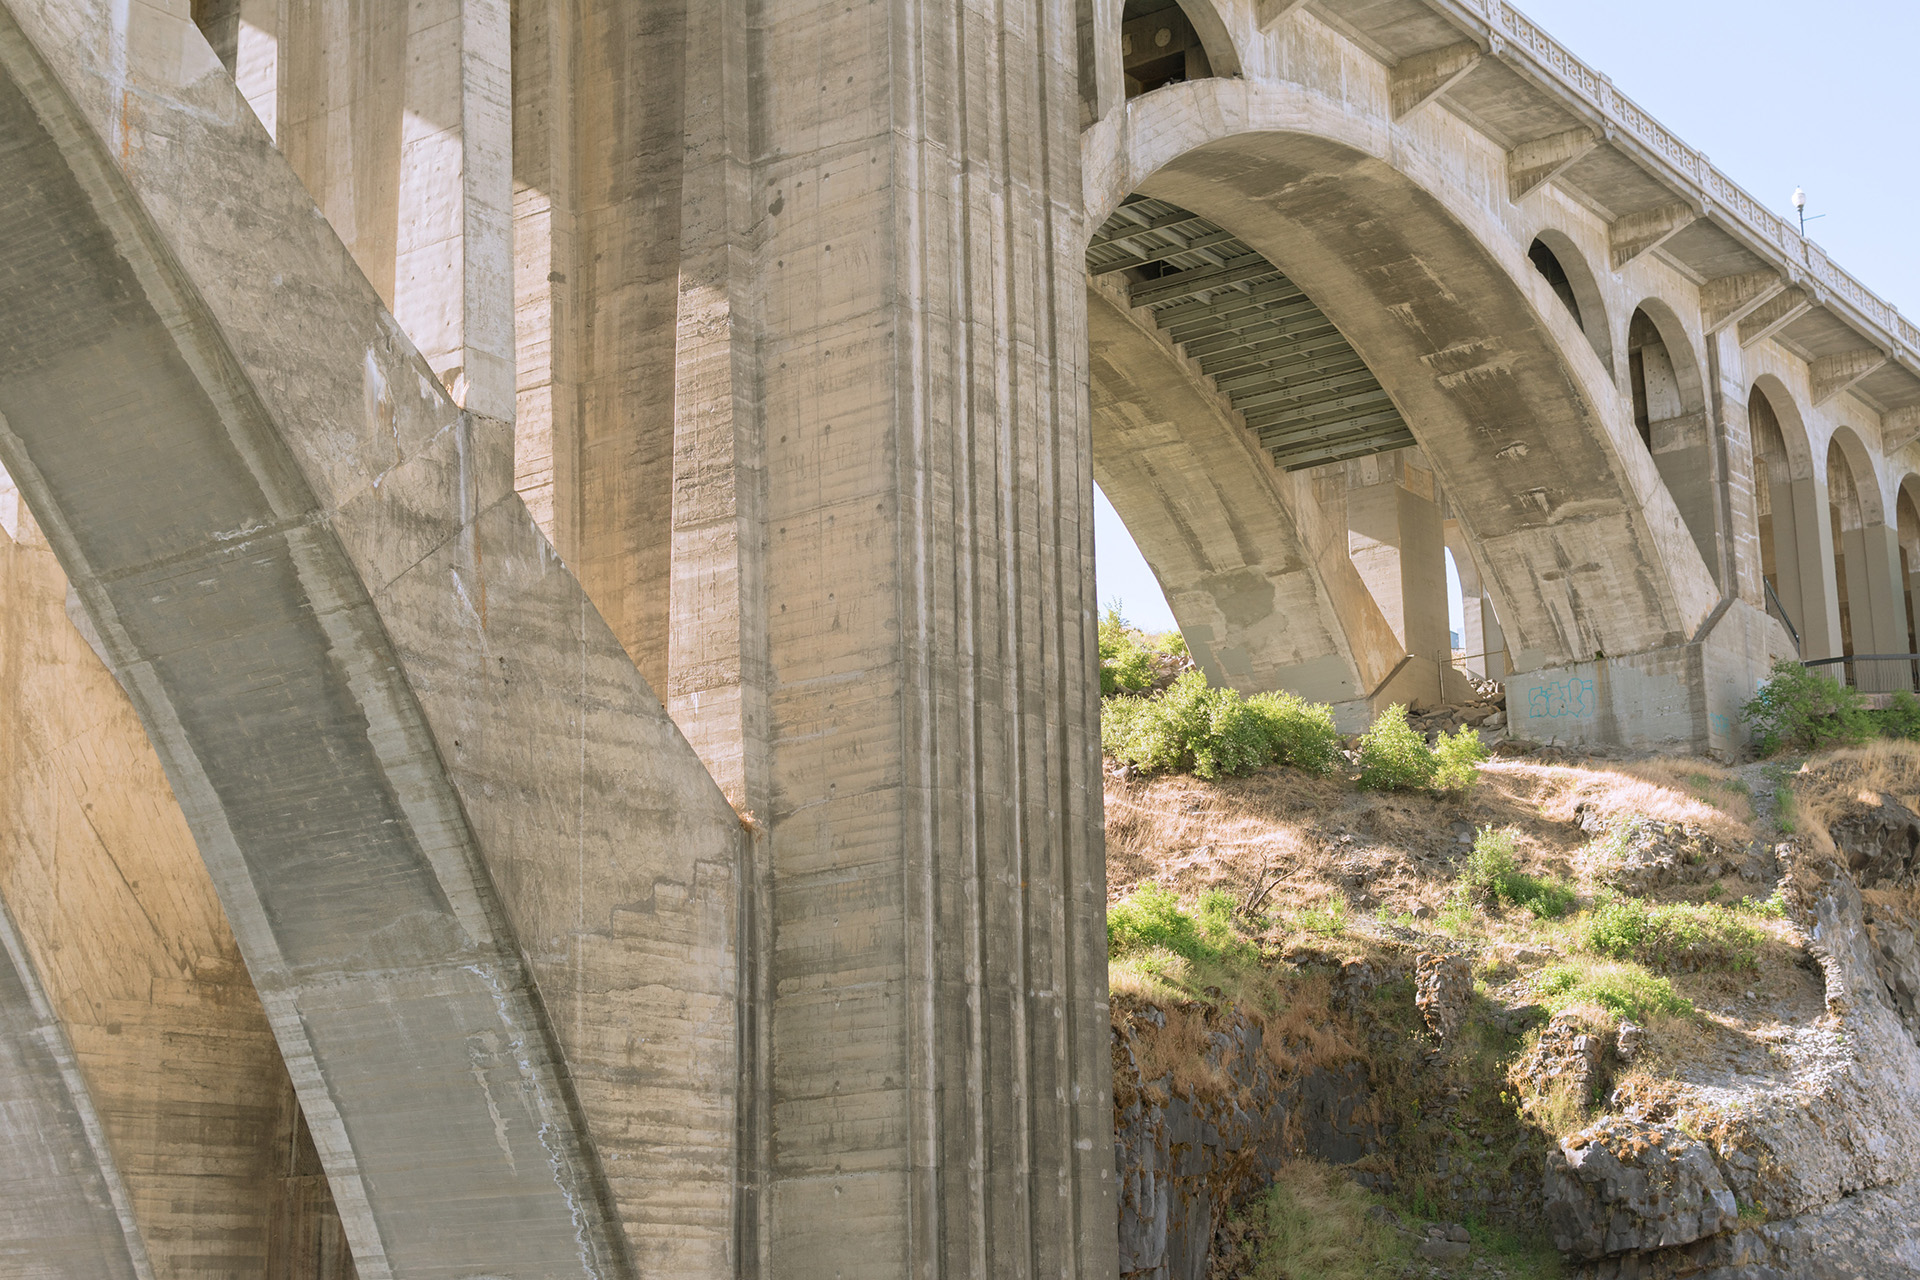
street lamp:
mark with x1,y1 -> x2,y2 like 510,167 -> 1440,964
1792,186 -> 1807,234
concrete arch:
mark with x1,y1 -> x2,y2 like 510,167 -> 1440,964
1829,425 -> 1886,528
1122,0 -> 1244,82
1751,374 -> 1816,481
0,7 -> 744,1276
1528,228 -> 1613,373
1084,76 -> 1719,678
1828,426 -> 1909,686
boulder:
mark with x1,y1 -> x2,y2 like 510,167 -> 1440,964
1828,792 -> 1920,887
1544,1118 -> 1738,1259
1585,814 -> 1736,894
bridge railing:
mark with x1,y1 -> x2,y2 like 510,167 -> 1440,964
1804,654 -> 1920,694
1427,0 -> 1920,377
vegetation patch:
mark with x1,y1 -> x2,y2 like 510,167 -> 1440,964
1460,827 -> 1577,919
1104,671 -> 1341,780
1098,606 -> 1184,696
1357,703 -> 1490,796
1580,896 -> 1762,972
1535,959 -> 1692,1022
1742,659 -> 1873,755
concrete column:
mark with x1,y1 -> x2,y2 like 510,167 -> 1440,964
693,4 -> 1114,1275
1398,463 -> 1452,672
278,0 -> 514,420
1347,451 -> 1451,703
1712,329 -> 1765,607
1772,473 -> 1845,660
1844,522 -> 1913,690
507,0 -> 687,694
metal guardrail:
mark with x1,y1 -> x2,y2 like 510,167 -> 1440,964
1804,653 -> 1920,691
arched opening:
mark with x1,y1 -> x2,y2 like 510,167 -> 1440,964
1749,385 -> 1799,648
1829,427 -> 1911,691
1122,1 -> 1236,98
1084,98 -> 1720,694
1627,304 -> 1719,582
1526,231 -> 1611,371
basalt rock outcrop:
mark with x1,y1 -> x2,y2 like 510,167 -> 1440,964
1112,1002 -> 1381,1280
1555,838 -> 1920,1278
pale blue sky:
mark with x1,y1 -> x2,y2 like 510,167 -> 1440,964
1096,0 -> 1920,635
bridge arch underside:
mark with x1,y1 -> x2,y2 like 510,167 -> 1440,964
1086,122 -> 1765,747
0,10 -> 744,1277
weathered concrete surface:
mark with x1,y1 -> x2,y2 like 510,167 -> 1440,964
0,896 -> 145,1280
0,3 -> 743,1276
0,490 -> 355,1277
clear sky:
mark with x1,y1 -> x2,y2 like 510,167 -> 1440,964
1095,0 -> 1920,635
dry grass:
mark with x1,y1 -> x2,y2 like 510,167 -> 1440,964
1787,739 -> 1920,855
1126,1000 -> 1232,1098
1104,753 -> 1755,927
1515,756 -> 1754,847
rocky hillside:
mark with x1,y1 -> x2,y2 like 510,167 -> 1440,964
1107,738 -> 1920,1279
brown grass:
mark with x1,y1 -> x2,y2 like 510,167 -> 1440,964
1515,756 -> 1754,847
1787,739 -> 1920,855
1103,752 -> 1755,926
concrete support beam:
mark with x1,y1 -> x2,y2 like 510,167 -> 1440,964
1389,42 -> 1482,120
1506,127 -> 1597,202
704,5 -> 1115,1276
1610,201 -> 1698,270
278,0 -> 515,420
1739,287 -> 1813,349
1345,452 -> 1451,706
1842,522 -> 1913,691
1702,272 -> 1787,336
0,4 -> 751,1274
1257,0 -> 1310,31
0,497 -> 356,1278
1772,474 -> 1846,660
1811,348 -> 1890,407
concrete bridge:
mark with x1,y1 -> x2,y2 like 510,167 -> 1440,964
0,0 -> 1915,1277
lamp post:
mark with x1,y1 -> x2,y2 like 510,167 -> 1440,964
1793,186 -> 1807,235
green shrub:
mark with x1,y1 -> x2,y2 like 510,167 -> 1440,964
1876,689 -> 1920,742
1243,690 -> 1342,774
1460,827 -> 1577,918
1098,606 -> 1160,696
1355,704 -> 1489,795
1741,659 -> 1871,755
1356,704 -> 1434,791
1737,889 -> 1787,919
1109,883 -> 1212,963
1536,960 -> 1692,1021
1432,726 -> 1491,795
1580,896 -> 1761,972
1102,672 -> 1339,780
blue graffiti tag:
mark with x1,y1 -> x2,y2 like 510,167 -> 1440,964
1527,678 -> 1594,720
